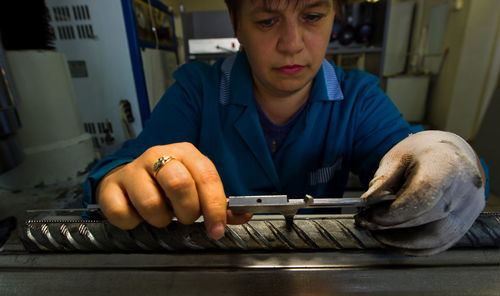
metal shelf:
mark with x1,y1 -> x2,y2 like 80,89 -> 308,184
326,46 -> 384,55
327,0 -> 391,81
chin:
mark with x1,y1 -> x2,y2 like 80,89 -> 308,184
276,76 -> 313,90
272,82 -> 310,95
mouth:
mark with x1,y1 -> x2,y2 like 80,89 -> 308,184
274,64 -> 305,75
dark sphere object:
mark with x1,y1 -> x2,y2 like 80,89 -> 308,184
356,24 -> 373,44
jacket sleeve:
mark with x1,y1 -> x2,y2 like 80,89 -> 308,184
344,70 -> 412,188
82,62 -> 210,207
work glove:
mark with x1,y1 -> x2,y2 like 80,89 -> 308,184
355,130 -> 485,256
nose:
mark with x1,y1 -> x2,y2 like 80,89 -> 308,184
277,20 -> 304,55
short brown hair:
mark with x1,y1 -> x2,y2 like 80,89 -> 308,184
224,0 -> 344,33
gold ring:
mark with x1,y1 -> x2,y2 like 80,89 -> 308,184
153,155 -> 176,178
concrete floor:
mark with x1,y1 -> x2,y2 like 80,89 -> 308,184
0,175 -> 85,224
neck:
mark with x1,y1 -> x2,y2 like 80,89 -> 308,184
254,83 -> 312,125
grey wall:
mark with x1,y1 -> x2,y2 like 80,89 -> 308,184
473,85 -> 500,195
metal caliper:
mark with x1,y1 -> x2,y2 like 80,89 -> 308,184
227,191 -> 396,222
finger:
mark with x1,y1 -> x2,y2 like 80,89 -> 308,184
125,165 -> 174,228
362,152 -> 413,200
154,158 -> 201,225
369,219 -> 462,256
369,193 -> 482,253
359,176 -> 485,229
176,143 -> 227,239
227,210 -> 253,225
358,186 -> 485,255
373,150 -> 463,225
98,181 -> 143,230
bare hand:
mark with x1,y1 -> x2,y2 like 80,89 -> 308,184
96,142 -> 252,239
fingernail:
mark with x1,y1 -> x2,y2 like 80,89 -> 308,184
208,222 -> 225,240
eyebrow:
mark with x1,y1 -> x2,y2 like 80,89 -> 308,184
250,0 -> 332,14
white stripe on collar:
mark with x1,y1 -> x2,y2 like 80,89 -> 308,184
219,55 -> 236,106
322,59 -> 344,101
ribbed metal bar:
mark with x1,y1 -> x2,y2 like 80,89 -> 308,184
20,214 -> 500,252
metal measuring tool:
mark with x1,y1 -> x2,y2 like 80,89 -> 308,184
227,191 -> 396,222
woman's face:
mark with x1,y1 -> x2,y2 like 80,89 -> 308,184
236,0 -> 335,98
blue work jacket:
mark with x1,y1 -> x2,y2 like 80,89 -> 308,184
83,51 -> 411,206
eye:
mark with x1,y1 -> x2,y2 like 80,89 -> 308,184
304,13 -> 324,23
257,17 -> 278,28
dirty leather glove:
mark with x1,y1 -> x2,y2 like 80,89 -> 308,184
355,130 -> 485,256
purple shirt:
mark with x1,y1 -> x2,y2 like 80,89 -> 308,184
256,101 -> 307,156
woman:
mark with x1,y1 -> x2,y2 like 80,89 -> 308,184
84,0 -> 485,255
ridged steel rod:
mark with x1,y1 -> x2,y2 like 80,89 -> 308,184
20,213 -> 500,253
